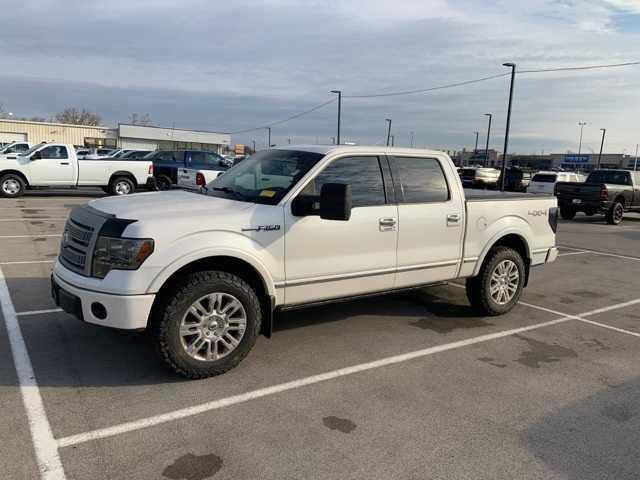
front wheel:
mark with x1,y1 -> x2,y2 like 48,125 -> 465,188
150,271 -> 261,379
605,202 -> 624,225
559,206 -> 576,220
466,247 -> 525,316
0,173 -> 26,198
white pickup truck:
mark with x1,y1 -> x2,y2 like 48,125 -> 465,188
51,146 -> 559,378
0,142 -> 155,197
0,141 -> 32,156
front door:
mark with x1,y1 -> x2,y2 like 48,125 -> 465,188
29,145 -> 75,186
389,155 -> 465,288
283,155 -> 398,305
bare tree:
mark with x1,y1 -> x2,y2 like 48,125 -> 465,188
54,107 -> 102,126
128,113 -> 154,126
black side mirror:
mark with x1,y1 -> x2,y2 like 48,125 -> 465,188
319,183 -> 351,221
31,151 -> 42,160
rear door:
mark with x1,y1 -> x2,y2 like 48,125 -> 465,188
283,155 -> 398,305
28,145 -> 75,185
389,155 -> 465,288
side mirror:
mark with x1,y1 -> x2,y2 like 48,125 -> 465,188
320,183 -> 352,221
31,151 -> 42,160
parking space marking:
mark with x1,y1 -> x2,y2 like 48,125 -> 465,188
56,314 -> 574,448
0,260 -> 55,265
558,250 -> 592,257
0,235 -> 61,239
0,267 -> 66,479
559,244 -> 640,262
0,218 -> 68,222
577,317 -> 640,339
16,308 -> 63,317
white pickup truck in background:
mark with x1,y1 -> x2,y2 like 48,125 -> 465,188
0,141 -> 32,157
51,145 -> 559,379
0,142 -> 156,197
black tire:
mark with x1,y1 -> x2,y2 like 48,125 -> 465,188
605,201 -> 624,225
559,206 -> 576,220
150,271 -> 261,379
466,246 -> 526,316
101,187 -> 110,193
109,176 -> 135,196
0,173 -> 26,198
156,175 -> 172,191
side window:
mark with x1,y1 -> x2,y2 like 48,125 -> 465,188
392,157 -> 449,203
188,152 -> 205,166
40,146 -> 68,159
302,156 -> 386,208
205,152 -> 223,167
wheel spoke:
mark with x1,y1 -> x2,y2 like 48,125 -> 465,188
222,299 -> 242,317
180,323 -> 201,336
187,334 -> 207,355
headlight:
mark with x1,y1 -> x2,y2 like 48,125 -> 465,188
92,236 -> 154,279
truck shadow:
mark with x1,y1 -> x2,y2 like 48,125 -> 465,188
525,376 -> 640,479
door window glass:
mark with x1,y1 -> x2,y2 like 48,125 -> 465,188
302,156 -> 386,207
40,146 -> 68,159
393,157 -> 449,203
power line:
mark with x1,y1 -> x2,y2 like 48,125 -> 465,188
519,60 -> 640,74
230,98 -> 336,134
343,73 -> 509,98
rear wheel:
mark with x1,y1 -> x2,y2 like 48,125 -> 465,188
605,201 -> 624,225
150,271 -> 261,379
109,176 -> 135,196
0,173 -> 26,198
466,246 -> 525,316
156,175 -> 172,191
560,206 -> 576,220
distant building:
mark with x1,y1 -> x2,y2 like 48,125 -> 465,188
454,148 -> 500,167
0,119 -> 230,153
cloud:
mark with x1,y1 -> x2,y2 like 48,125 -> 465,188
0,0 -> 638,153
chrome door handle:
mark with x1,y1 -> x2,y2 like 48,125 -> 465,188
447,213 -> 461,226
379,217 -> 397,231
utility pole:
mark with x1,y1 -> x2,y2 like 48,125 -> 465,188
474,131 -> 479,152
252,139 -> 256,152
634,144 -> 638,171
598,128 -> 606,168
578,121 -> 586,155
501,62 -> 516,191
410,131 -> 415,148
385,118 -> 392,146
390,134 -> 395,147
484,113 -> 492,166
267,127 -> 271,149
287,137 -> 291,145
330,90 -> 342,145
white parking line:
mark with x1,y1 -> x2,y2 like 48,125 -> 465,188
0,207 -> 72,210
0,267 -> 66,479
17,308 -> 63,317
0,218 -> 67,222
56,314 -> 574,448
558,250 -> 591,257
0,235 -> 61,239
0,260 -> 55,265
558,245 -> 640,262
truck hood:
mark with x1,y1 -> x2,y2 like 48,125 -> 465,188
89,190 -> 254,219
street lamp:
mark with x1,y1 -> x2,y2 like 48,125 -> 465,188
598,128 -> 606,168
330,90 -> 342,145
390,134 -> 395,147
501,62 -> 516,191
578,122 -> 586,155
385,118 -> 392,146
474,131 -> 479,152
267,127 -> 271,149
410,131 -> 415,148
484,113 -> 492,166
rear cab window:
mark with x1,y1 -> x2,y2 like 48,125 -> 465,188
532,173 -> 557,183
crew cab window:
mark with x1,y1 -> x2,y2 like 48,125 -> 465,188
187,152 -> 205,166
302,156 -> 386,208
40,146 -> 68,159
392,157 -> 449,203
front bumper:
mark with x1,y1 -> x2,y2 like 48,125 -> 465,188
51,273 -> 155,330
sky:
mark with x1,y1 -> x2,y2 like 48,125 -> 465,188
0,0 -> 639,154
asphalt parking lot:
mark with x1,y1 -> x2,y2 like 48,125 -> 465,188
1,192 -> 639,480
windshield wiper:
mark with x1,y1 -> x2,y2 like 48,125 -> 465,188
212,186 -> 246,200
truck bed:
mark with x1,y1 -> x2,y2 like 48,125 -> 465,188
463,189 -> 550,201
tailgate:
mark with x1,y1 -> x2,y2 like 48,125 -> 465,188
555,182 -> 601,200
177,168 -> 199,190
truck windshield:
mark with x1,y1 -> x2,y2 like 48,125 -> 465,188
587,171 -> 631,185
21,143 -> 46,156
205,149 -> 324,205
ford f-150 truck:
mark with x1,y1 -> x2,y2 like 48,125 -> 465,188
555,169 -> 640,224
51,146 -> 559,378
0,142 -> 155,197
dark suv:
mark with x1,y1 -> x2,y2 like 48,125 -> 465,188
144,150 -> 229,190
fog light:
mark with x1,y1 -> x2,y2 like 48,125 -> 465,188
91,302 -> 107,320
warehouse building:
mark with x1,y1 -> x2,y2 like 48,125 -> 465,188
0,119 -> 230,153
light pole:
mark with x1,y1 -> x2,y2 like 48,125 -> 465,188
267,127 -> 271,149
501,62 -> 516,191
390,134 -> 395,147
474,131 -> 479,152
598,128 -> 606,168
330,90 -> 341,145
484,113 -> 492,166
252,139 -> 256,152
385,118 -> 392,146
578,121 -> 586,155
634,144 -> 638,171
410,131 -> 415,148
330,136 -> 335,145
